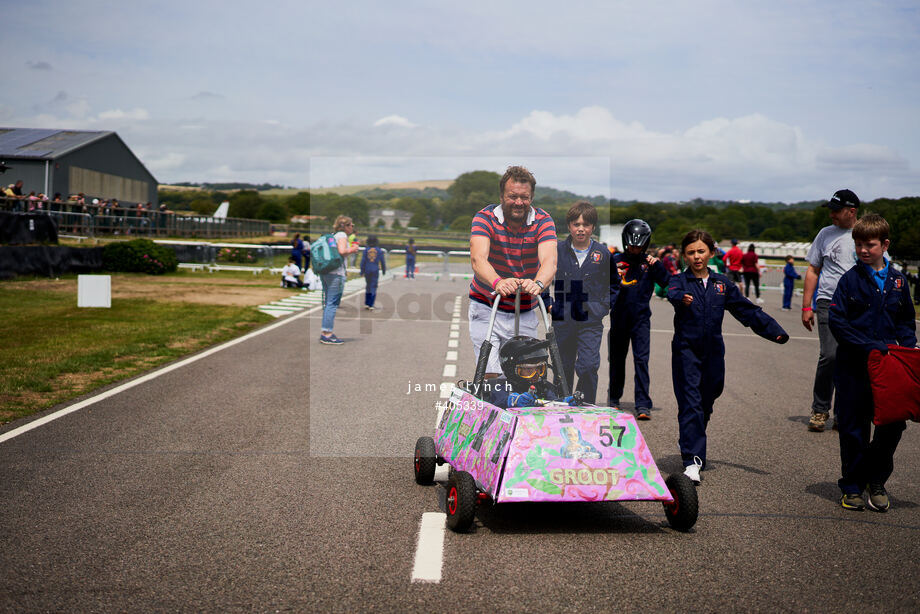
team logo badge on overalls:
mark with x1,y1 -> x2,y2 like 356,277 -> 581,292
714,281 -> 725,294
591,251 -> 602,263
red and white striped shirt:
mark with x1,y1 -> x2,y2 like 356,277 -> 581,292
469,204 -> 557,312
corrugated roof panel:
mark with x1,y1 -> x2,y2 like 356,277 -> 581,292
0,128 -> 108,159
0,128 -> 60,157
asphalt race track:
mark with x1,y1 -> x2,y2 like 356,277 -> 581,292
2,266 -> 919,612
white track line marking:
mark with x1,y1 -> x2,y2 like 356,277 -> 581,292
445,351 -> 457,362
411,512 -> 447,583
442,364 -> 457,378
0,286 -> 368,445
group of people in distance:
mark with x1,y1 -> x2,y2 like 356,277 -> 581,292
468,166 -> 916,510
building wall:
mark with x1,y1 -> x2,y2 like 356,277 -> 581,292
1,159 -> 49,197
54,134 -> 158,205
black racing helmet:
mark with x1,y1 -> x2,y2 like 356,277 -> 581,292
499,335 -> 550,389
622,219 -> 652,251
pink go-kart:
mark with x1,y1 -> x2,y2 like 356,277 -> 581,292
414,292 -> 698,533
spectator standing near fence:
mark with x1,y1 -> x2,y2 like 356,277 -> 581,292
802,189 -> 860,432
724,239 -> 744,293
469,166 -> 556,377
405,238 -> 417,278
291,233 -> 305,269
347,228 -> 359,267
741,243 -> 764,303
782,255 -> 801,310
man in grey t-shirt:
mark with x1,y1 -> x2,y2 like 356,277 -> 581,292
801,189 -> 860,432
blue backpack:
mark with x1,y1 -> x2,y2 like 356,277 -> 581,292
310,233 -> 343,274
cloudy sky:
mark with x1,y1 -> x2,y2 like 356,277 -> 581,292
2,1 -> 918,202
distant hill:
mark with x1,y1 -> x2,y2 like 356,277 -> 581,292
263,179 -> 454,197
164,182 -> 285,192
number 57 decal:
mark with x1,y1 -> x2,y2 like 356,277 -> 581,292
599,424 -> 626,447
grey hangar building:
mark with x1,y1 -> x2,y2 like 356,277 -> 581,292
0,127 -> 158,206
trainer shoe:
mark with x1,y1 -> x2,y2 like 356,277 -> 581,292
808,412 -> 829,432
683,456 -> 703,485
840,492 -> 865,511
866,484 -> 890,512
319,334 -> 344,345
756,297 -> 764,304
635,407 -> 651,420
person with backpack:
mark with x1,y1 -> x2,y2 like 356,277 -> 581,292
316,215 -> 360,345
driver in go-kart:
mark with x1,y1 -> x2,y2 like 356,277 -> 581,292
488,335 -> 575,408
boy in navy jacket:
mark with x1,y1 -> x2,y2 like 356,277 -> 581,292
359,235 -> 386,310
608,219 -> 671,418
544,201 -> 619,403
829,214 -> 917,512
667,230 -> 788,484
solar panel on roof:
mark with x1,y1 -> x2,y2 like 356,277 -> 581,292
0,128 -> 109,158
0,128 -> 61,157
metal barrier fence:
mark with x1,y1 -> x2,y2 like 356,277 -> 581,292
0,196 -> 269,239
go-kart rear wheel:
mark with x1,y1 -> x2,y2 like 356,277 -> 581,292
445,471 -> 476,532
414,436 -> 436,485
663,473 -> 698,532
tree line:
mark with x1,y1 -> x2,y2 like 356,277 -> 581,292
158,172 -> 920,260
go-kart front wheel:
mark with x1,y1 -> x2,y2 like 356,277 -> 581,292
445,470 -> 476,532
663,473 -> 699,532
414,436 -> 436,485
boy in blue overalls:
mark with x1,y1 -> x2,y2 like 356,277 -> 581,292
544,201 -> 618,404
828,214 -> 917,512
360,235 -> 386,310
781,255 -> 801,310
608,219 -> 671,419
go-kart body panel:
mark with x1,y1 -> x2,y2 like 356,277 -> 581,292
435,386 -> 673,504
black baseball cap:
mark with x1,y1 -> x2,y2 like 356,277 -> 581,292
823,189 -> 860,211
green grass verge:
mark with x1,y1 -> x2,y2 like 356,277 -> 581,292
0,288 -> 272,424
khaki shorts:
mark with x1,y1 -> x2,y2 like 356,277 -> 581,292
468,300 -> 539,375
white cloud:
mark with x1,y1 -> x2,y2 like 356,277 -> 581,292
373,115 -> 418,129
97,108 -> 150,121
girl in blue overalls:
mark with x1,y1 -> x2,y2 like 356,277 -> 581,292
360,235 -> 386,310
782,255 -> 801,310
667,230 -> 789,484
